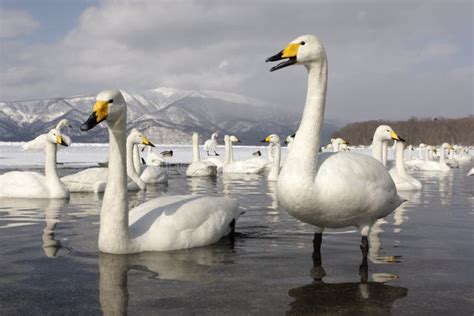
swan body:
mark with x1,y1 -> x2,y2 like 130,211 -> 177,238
0,129 -> 69,199
261,134 -> 281,181
389,141 -> 422,191
203,132 -> 219,156
140,149 -> 172,184
267,35 -> 403,260
186,133 -> 217,177
405,143 -> 427,169
222,135 -> 265,174
414,143 -> 451,172
80,89 -> 241,253
61,128 -> 154,192
22,119 -> 72,151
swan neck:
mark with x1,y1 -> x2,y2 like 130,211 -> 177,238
192,135 -> 200,162
127,139 -> 145,189
101,116 -> 130,253
395,142 -> 408,176
282,62 -> 327,180
439,148 -> 447,165
132,145 -> 141,174
224,137 -> 231,164
371,137 -> 383,163
44,142 -> 59,180
269,143 -> 281,179
382,141 -> 388,166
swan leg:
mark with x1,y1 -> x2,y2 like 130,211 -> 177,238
310,227 -> 326,280
358,225 -> 370,277
206,151 -> 210,156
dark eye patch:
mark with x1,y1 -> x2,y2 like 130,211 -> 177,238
109,99 -> 113,103
300,41 -> 305,45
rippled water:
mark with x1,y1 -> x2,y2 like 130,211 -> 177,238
0,165 -> 473,314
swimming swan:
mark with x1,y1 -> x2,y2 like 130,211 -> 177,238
60,128 -> 154,192
414,143 -> 452,172
140,148 -> 172,184
80,89 -> 242,253
204,132 -> 219,156
186,133 -> 218,177
267,35 -> 403,267
222,135 -> 265,174
22,119 -> 72,151
388,141 -> 422,191
261,134 -> 281,182
0,128 -> 69,199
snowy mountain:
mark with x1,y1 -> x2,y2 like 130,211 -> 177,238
0,87 -> 340,145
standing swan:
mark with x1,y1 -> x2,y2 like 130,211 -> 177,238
80,89 -> 241,253
267,35 -> 403,270
204,132 -> 219,156
0,128 -> 69,199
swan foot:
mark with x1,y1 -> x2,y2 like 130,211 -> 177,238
360,236 -> 369,259
359,258 -> 368,283
214,151 -> 220,156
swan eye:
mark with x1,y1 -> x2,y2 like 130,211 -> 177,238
386,130 -> 389,132
108,99 -> 113,103
300,41 -> 305,45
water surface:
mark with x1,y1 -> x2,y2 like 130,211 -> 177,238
0,165 -> 473,314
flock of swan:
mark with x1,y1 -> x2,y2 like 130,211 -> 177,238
0,35 -> 472,269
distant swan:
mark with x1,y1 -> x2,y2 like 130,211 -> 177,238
389,141 -> 422,191
267,35 -> 403,267
204,132 -> 219,156
222,135 -> 265,174
22,119 -> 72,151
140,148 -> 172,184
80,89 -> 242,253
414,143 -> 451,172
261,134 -> 281,181
0,128 -> 69,199
186,133 -> 217,177
61,128 -> 154,192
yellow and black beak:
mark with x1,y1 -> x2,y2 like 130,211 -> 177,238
56,135 -> 68,147
266,43 -> 300,72
390,131 -> 405,142
261,135 -> 271,143
81,100 -> 110,131
142,136 -> 155,147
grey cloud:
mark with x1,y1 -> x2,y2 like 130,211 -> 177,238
0,0 -> 472,122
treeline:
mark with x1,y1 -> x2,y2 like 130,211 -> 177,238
331,116 -> 474,146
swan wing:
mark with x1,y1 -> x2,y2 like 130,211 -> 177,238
22,134 -> 47,151
61,168 -> 108,192
0,171 -> 49,198
129,195 -> 241,252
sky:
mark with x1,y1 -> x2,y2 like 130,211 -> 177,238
0,0 -> 472,122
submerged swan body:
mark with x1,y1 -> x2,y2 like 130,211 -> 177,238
80,89 -> 242,253
61,129 -> 154,192
0,128 -> 69,199
222,135 -> 265,174
140,148 -> 172,184
267,35 -> 403,264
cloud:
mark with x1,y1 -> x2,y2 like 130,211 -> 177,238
0,8 -> 39,39
0,0 -> 472,122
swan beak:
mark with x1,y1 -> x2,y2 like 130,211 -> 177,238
266,43 -> 299,72
261,135 -> 271,143
142,137 -> 155,147
389,131 -> 405,142
56,135 -> 68,147
81,100 -> 109,131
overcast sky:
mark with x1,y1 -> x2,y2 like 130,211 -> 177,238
0,0 -> 472,122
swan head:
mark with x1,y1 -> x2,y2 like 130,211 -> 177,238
56,119 -> 72,131
373,125 -> 405,142
441,142 -> 453,150
81,89 -> 125,131
47,128 -> 69,147
230,135 -> 241,143
285,134 -> 295,144
266,34 -> 326,71
129,128 -> 155,147
261,134 -> 280,144
211,132 -> 219,139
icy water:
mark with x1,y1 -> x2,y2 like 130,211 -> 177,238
0,165 -> 473,315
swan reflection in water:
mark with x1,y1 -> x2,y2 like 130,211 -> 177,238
0,198 -> 68,257
288,248 -> 408,314
99,238 -> 235,315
